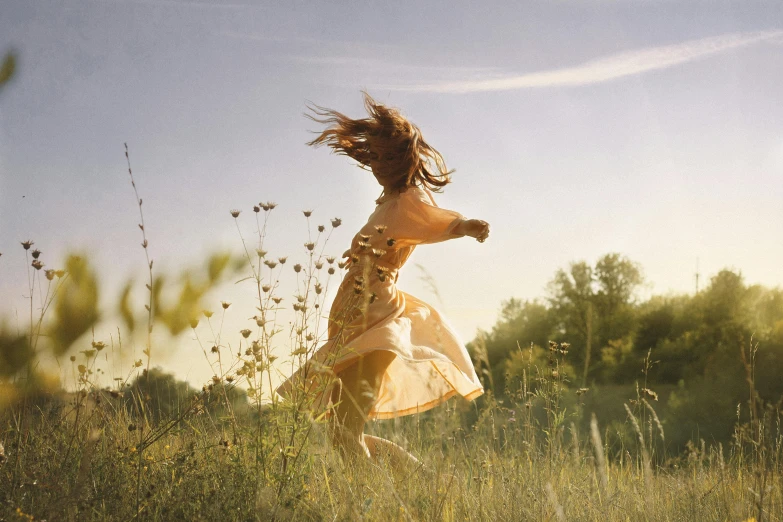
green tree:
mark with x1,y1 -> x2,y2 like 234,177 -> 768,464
547,254 -> 643,383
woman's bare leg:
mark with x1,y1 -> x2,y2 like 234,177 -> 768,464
330,350 -> 418,467
363,434 -> 421,468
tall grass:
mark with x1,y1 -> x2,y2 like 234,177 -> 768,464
1,149 -> 781,521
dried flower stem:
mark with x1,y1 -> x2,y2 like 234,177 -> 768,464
124,142 -> 153,517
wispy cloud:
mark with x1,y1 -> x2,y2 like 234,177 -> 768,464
380,30 -> 783,93
288,54 -> 500,76
216,30 -> 501,77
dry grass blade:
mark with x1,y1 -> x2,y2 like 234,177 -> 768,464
624,403 -> 653,486
545,482 -> 566,521
590,413 -> 608,497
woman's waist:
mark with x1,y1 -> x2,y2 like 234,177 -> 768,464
344,260 -> 401,283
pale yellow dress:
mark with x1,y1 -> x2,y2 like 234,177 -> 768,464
277,185 -> 483,419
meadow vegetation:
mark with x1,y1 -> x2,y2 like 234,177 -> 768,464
1,147 -> 782,520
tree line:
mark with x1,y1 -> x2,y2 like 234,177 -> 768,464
469,253 -> 783,449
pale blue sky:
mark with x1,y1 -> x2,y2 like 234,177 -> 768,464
1,0 -> 782,386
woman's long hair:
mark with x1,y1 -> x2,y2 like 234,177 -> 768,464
306,93 -> 453,193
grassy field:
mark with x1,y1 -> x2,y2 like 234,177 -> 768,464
1,378 -> 781,521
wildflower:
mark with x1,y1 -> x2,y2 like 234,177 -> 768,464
31,249 -> 42,259
326,256 -> 335,264
550,369 -> 559,379
315,261 -> 323,270
55,270 -> 65,278
128,423 -> 137,432
642,388 -> 659,401
134,359 -> 143,367
267,202 -> 277,210
359,234 -> 371,242
262,284 -> 271,292
203,310 -> 214,318
328,267 -> 335,275
212,375 -> 221,384
21,240 -> 34,250
548,340 -> 558,351
377,266 -> 390,282
221,301 -> 231,309
338,261 -> 348,269
256,248 -> 267,258
296,295 -> 305,303
255,317 -> 265,327
240,329 -> 252,339
261,203 -> 270,211
358,241 -> 370,250
226,375 -> 234,383
306,333 -> 314,341
303,210 -> 313,217
253,205 -> 260,213
291,346 -> 307,356
278,256 -> 287,264
31,260 -> 44,270
304,242 -> 315,251
315,283 -> 322,294
369,292 -> 378,304
293,264 -> 302,273
576,388 -> 590,396
230,209 -> 241,218
264,260 -> 277,269
92,341 -> 107,351
45,269 -> 55,281
386,238 -> 396,247
375,225 -> 387,234
331,218 -> 342,228
293,303 -> 302,312
372,248 -> 386,258
272,297 -> 283,304
318,225 -> 325,233
190,318 -> 199,329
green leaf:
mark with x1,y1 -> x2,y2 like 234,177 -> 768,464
0,52 -> 16,86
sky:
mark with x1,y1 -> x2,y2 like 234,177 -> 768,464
1,0 -> 782,388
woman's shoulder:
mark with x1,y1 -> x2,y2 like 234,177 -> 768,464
403,185 -> 438,206
400,184 -> 431,200
377,185 -> 430,206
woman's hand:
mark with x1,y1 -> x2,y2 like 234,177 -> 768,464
457,219 -> 490,243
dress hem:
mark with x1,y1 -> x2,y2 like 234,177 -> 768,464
368,386 -> 484,420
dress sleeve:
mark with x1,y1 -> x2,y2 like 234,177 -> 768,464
392,187 -> 465,247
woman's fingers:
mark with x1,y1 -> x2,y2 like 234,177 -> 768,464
475,220 -> 489,243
